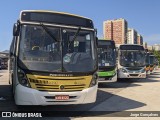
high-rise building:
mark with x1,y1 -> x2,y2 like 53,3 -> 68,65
137,34 -> 143,45
153,44 -> 160,51
143,42 -> 147,49
147,45 -> 154,51
127,28 -> 138,44
103,18 -> 128,46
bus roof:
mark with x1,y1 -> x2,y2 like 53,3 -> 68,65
20,10 -> 92,21
98,39 -> 115,48
19,10 -> 94,28
98,39 -> 115,42
119,44 -> 144,50
119,44 -> 143,46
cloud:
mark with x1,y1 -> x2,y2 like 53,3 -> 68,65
143,34 -> 160,45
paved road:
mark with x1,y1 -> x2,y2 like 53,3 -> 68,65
0,69 -> 160,119
0,70 -> 134,112
75,69 -> 160,120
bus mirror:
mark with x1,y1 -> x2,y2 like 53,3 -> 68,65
13,23 -> 20,36
94,29 -> 98,46
96,37 -> 98,46
94,29 -> 97,35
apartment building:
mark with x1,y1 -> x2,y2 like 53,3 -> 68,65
127,28 -> 138,44
103,18 -> 128,46
153,44 -> 160,51
137,34 -> 143,45
143,42 -> 148,49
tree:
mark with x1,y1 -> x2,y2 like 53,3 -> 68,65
153,50 -> 160,67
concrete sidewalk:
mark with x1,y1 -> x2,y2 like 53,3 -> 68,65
74,69 -> 160,120
0,70 -> 9,85
0,70 -> 9,101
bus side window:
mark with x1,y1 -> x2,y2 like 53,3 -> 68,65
10,40 -> 14,56
10,37 -> 16,56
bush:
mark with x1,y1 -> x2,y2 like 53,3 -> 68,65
153,50 -> 160,66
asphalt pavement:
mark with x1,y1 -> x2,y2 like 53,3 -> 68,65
0,69 -> 160,120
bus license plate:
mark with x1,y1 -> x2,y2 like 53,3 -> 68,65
55,95 -> 69,100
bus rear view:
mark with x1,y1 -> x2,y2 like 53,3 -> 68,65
118,44 -> 146,79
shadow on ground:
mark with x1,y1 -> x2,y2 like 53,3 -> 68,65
131,78 -> 159,83
147,75 -> 160,78
5,89 -> 146,117
0,76 -> 149,118
98,81 -> 141,89
118,78 -> 159,83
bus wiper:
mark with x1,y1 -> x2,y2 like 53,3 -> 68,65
40,23 -> 59,42
70,27 -> 81,42
68,27 -> 81,52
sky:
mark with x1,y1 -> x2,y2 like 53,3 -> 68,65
0,0 -> 160,51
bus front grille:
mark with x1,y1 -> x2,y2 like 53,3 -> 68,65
129,74 -> 139,77
27,75 -> 92,92
35,84 -> 86,92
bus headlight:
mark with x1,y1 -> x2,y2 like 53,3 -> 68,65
120,68 -> 127,73
90,74 -> 98,87
17,68 -> 30,88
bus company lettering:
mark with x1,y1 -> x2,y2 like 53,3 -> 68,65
49,74 -> 73,77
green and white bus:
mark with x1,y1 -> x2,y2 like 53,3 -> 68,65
97,40 -> 117,83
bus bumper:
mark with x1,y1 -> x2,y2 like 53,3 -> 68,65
14,84 -> 98,105
98,74 -> 117,83
118,71 -> 146,79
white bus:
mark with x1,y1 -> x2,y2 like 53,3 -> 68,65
145,51 -> 151,74
117,44 -> 146,79
9,10 -> 98,105
149,54 -> 156,73
154,57 -> 159,70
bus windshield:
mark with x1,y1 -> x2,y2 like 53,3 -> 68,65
19,24 -> 96,73
145,53 -> 150,65
98,45 -> 116,67
149,56 -> 155,65
120,50 -> 145,67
